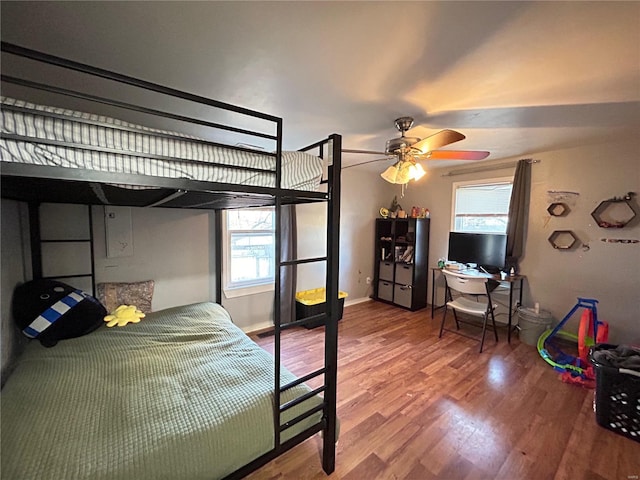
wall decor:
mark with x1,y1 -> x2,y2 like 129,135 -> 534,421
547,190 -> 580,206
547,202 -> 570,217
600,238 -> 639,244
548,230 -> 579,250
591,192 -> 637,228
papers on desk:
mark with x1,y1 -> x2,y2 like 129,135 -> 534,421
442,266 -> 494,280
444,263 -> 482,274
444,262 -> 466,271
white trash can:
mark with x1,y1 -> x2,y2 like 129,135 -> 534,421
517,307 -> 554,346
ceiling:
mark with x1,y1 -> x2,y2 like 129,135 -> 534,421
1,1 -> 639,171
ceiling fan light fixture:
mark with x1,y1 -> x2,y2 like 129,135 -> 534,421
410,162 -> 426,180
396,162 -> 412,184
401,161 -> 425,183
381,160 -> 425,184
381,162 -> 401,183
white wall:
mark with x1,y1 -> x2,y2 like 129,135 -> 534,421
222,290 -> 274,332
400,138 -> 640,344
337,167 -> 397,303
92,206 -> 213,311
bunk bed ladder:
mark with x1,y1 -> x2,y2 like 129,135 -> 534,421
28,202 -> 96,296
273,133 -> 341,474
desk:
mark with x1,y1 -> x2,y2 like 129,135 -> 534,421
430,268 -> 525,343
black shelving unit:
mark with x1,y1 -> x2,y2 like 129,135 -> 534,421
372,217 -> 430,311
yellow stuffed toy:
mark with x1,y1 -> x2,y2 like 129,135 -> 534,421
104,305 -> 145,327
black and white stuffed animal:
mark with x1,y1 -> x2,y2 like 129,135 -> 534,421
12,279 -> 106,347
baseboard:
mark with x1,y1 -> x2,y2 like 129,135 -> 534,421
242,320 -> 274,335
345,297 -> 373,307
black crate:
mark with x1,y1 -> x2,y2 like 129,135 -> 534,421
296,297 -> 344,329
589,344 -> 640,443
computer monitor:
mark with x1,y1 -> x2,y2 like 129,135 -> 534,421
448,232 -> 507,271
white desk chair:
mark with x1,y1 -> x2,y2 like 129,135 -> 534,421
439,269 -> 499,353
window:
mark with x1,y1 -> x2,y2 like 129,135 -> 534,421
452,178 -> 513,233
223,208 -> 275,297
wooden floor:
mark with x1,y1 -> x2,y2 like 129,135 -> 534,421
248,301 -> 640,480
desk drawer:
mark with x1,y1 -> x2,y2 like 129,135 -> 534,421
394,284 -> 413,309
378,280 -> 393,301
395,263 -> 413,285
379,261 -> 394,281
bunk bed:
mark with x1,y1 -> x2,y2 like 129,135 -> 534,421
0,42 -> 342,479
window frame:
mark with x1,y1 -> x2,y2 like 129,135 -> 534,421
222,207 -> 276,299
451,176 -> 513,234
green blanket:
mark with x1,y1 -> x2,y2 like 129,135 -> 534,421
1,302 -> 322,479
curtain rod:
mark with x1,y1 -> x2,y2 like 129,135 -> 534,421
441,159 -> 539,177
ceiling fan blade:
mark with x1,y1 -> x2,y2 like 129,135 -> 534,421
422,150 -> 490,160
342,157 -> 394,169
342,148 -> 388,155
412,129 -> 465,154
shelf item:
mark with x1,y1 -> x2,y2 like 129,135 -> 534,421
372,218 -> 430,311
591,192 -> 637,228
548,230 -> 579,250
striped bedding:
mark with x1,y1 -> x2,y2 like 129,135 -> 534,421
0,96 -> 323,191
0,302 -> 324,480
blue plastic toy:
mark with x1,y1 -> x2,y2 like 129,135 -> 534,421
537,297 -> 605,376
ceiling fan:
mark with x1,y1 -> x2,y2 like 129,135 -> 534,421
343,116 -> 490,184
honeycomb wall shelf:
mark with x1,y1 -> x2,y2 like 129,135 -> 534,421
591,193 -> 637,228
547,202 -> 570,217
548,230 -> 579,250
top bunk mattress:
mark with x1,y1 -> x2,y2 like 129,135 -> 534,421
0,96 -> 323,191
0,302 -> 323,480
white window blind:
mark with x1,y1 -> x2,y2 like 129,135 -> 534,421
453,180 -> 513,233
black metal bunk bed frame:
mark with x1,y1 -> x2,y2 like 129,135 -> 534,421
0,42 -> 341,479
